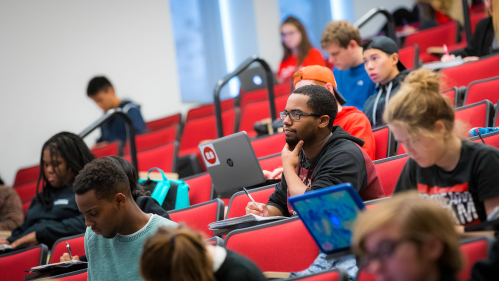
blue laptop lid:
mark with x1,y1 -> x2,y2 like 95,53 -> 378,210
288,183 -> 365,255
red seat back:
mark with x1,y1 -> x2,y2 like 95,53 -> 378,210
23,200 -> 31,214
454,100 -> 494,138
124,125 -> 178,155
55,270 -> 88,281
125,142 -> 178,173
49,234 -> 85,264
464,76 -> 499,106
14,182 -> 38,203
288,270 -> 344,281
225,217 -> 319,272
470,12 -> 487,34
458,237 -> 490,281
399,45 -> 418,70
441,55 -> 499,90
167,199 -> 224,238
146,113 -> 181,132
251,133 -> 286,158
373,126 -> 394,160
374,155 -> 409,196
470,131 -> 499,148
179,109 -> 237,152
0,244 -> 48,281
405,21 -> 457,56
183,173 -> 212,205
226,184 -> 276,219
14,165 -> 39,187
91,142 -> 119,158
239,84 -> 292,113
186,98 -> 235,122
275,94 -> 291,114
239,101 -> 273,138
258,154 -> 282,171
356,271 -> 377,281
442,87 -> 458,108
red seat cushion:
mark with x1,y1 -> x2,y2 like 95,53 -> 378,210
124,125 -> 178,155
0,245 -> 46,281
146,113 -> 181,132
251,133 -> 286,158
373,127 -> 390,160
22,200 -> 31,215
125,143 -> 176,173
91,142 -> 119,158
454,100 -> 494,138
186,98 -> 234,122
226,186 -> 276,219
258,154 -> 282,171
239,101 -> 273,138
225,218 -> 319,272
458,239 -> 489,280
405,21 -> 457,62
14,165 -> 39,187
440,55 -> 499,91
465,76 -> 499,105
399,46 -> 416,69
168,199 -> 223,238
184,173 -> 212,206
14,182 -> 38,203
49,234 -> 85,264
442,88 -> 457,107
471,131 -> 499,148
374,155 -> 409,196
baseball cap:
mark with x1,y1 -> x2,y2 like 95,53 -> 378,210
363,36 -> 407,71
293,65 -> 347,105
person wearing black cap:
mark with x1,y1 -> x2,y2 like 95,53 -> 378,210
362,36 -> 410,129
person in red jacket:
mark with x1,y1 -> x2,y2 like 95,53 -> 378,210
277,16 -> 325,83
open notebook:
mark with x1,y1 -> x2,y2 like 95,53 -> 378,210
29,261 -> 87,272
208,214 -> 285,230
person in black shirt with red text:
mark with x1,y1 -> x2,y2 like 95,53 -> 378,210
246,85 -> 384,217
386,68 -> 499,226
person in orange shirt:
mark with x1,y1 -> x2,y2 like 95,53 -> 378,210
264,65 -> 376,180
277,16 -> 325,83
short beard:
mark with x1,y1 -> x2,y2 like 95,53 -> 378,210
285,135 -> 300,150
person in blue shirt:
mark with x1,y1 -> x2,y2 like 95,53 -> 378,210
321,20 -> 376,110
87,76 -> 146,148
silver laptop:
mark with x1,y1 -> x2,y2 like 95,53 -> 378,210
198,132 -> 266,196
238,65 -> 278,92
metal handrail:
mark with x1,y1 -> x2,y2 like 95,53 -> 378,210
79,109 -> 138,172
213,55 -> 275,138
462,0 -> 472,46
354,7 -> 396,42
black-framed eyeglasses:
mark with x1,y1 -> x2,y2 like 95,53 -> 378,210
279,110 -> 322,121
358,237 -> 422,272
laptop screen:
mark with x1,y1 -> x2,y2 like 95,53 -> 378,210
291,186 -> 363,253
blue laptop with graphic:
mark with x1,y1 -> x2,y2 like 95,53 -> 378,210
288,183 -> 365,255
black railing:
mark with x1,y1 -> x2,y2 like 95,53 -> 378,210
79,109 -> 138,172
462,0 -> 472,46
355,7 -> 396,42
213,55 -> 276,138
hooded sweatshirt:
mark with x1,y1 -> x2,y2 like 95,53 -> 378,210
98,99 -> 146,143
7,184 -> 85,248
334,106 -> 376,160
267,126 -> 384,217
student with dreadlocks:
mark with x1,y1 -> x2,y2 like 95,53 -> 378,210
0,132 -> 93,248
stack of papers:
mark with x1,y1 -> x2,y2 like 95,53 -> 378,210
422,57 -> 464,69
0,245 -> 13,251
208,214 -> 285,230
30,261 -> 87,272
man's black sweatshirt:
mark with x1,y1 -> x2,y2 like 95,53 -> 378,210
7,184 -> 85,248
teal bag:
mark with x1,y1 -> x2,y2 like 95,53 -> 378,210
138,168 -> 190,210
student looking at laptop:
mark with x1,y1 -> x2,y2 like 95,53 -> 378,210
73,158 -> 177,281
246,85 -> 384,217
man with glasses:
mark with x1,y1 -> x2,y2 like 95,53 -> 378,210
246,85 -> 383,218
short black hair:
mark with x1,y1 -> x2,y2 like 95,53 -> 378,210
87,76 -> 113,97
293,84 -> 338,131
74,158 -> 130,200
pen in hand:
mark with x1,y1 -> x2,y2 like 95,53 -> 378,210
243,187 -> 265,217
66,242 -> 73,260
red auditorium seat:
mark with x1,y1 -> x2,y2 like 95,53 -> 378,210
239,101 -> 276,138
123,125 -> 179,155
146,113 -> 181,132
225,217 -> 319,272
464,76 -> 499,106
14,182 -> 38,203
185,98 -> 235,122
373,155 -> 409,196
225,184 -> 277,219
470,12 -> 487,34
239,83 -> 292,113
372,125 -> 396,160
49,234 -> 85,264
398,45 -> 419,70
356,271 -> 376,281
183,173 -> 212,205
275,94 -> 291,114
258,153 -> 282,172
13,164 -> 39,187
458,236 -> 490,281
54,269 -> 87,281
405,21 -> 458,63
470,130 -> 499,149
251,133 -> 286,158
91,142 -> 119,158
287,269 -> 347,281
442,87 -> 458,108
22,200 -> 31,214
454,100 -> 494,138
125,142 -> 178,173
440,54 -> 499,91
0,244 -> 48,281
167,199 -> 224,238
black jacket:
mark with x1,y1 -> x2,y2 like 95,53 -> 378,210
362,71 -> 409,129
135,196 -> 171,220
7,184 -> 85,248
267,126 -> 384,217
453,17 -> 498,58
214,249 -> 266,281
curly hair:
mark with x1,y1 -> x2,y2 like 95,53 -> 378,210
73,158 -> 130,200
292,84 -> 338,131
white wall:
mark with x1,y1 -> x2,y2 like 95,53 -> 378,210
0,0 -> 189,185
354,0 -> 415,37
253,0 -> 283,72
